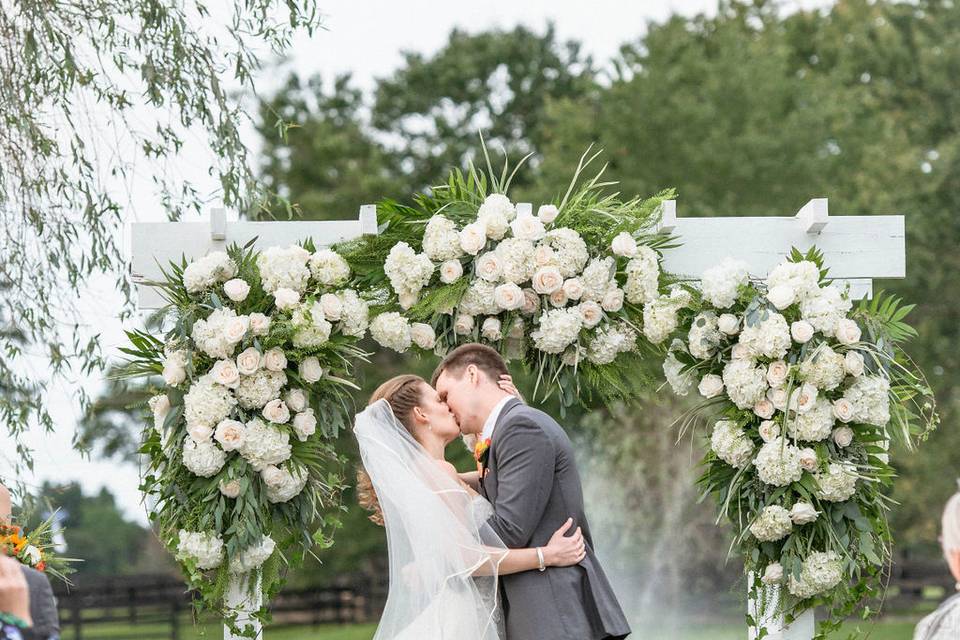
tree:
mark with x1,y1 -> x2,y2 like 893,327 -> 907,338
0,0 -> 321,469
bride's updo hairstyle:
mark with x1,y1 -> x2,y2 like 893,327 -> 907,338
356,374 -> 426,526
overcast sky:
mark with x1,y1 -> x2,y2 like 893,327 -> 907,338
3,0 -> 834,524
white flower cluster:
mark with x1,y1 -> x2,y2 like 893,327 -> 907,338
643,288 -> 691,344
842,375 -> 891,426
370,312 -> 412,353
177,530 -> 224,570
236,369 -> 287,410
798,345 -> 847,390
753,438 -> 804,487
532,308 -> 583,354
624,246 -> 660,304
422,215 -> 464,261
191,308 -> 249,359
787,551 -> 844,599
229,535 -> 276,574
586,322 -> 637,365
787,396 -> 835,442
749,505 -> 793,542
384,242 -> 434,307
738,312 -> 791,360
799,284 -> 852,337
309,249 -> 351,286
257,245 -> 312,294
184,375 -> 237,432
688,312 -> 721,359
663,351 -> 694,396
262,465 -> 309,503
701,258 -> 750,308
721,360 -> 768,410
239,419 -> 292,471
183,252 -> 237,294
710,420 -> 755,469
815,461 -> 858,502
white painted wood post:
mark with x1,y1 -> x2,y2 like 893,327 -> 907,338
224,573 -> 262,640
748,576 -> 815,640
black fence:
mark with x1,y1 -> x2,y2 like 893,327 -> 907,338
52,573 -> 387,640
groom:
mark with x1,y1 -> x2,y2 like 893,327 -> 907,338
433,343 -> 631,640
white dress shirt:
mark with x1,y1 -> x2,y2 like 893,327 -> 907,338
480,395 -> 513,442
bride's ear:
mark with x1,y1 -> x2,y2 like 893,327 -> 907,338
411,405 -> 429,425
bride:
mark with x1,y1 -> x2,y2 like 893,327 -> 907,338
354,374 -> 587,640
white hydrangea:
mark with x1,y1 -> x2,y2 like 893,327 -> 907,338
749,505 -> 793,542
191,307 -> 242,359
663,352 -> 694,396
235,369 -> 287,410
181,437 -> 226,478
183,375 -> 237,431
239,418 -> 292,471
229,536 -> 276,574
710,420 -> 755,469
765,260 -> 821,303
290,303 -> 332,349
370,312 -> 412,353
544,228 -> 589,277
787,551 -> 843,599
738,312 -> 791,360
477,193 -> 516,222
337,289 -> 369,338
262,465 -> 309,504
309,249 -> 351,286
843,375 -> 891,426
753,437 -> 804,487
815,461 -> 858,502
531,308 -> 583,354
510,213 -> 547,242
384,242 -> 434,298
642,289 -> 688,344
624,246 -> 660,304
495,238 -> 537,284
721,360 -> 768,409
459,279 -> 499,316
688,312 -> 721,360
422,215 -> 464,261
586,323 -> 637,365
257,245 -> 311,294
177,530 -> 224,570
798,345 -> 847,390
148,394 -> 172,444
787,396 -> 835,442
183,251 -> 237,294
700,258 -> 750,308
580,257 -> 615,302
799,285 -> 852,336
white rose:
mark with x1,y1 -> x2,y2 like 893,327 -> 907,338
767,387 -> 789,411
455,314 -> 475,335
762,562 -> 784,585
601,288 -> 625,313
510,214 -> 547,242
476,252 -> 504,282
791,320 -> 815,344
262,398 -> 290,424
219,479 -> 242,499
494,283 -> 525,311
318,293 -> 343,321
562,278 -> 584,301
611,232 -> 638,257
578,301 -> 603,328
798,447 -> 818,472
537,204 -> 559,224
788,383 -> 818,414
522,288 -> 541,315
844,351 -> 865,377
440,260 -> 464,284
223,278 -> 250,302
835,319 -> 862,345
731,343 -> 752,360
459,222 -> 487,255
534,244 -> 556,267
549,289 -> 569,307
260,465 -> 285,487
263,348 -> 287,372
249,313 -> 271,336
162,361 -> 186,386
832,398 -> 855,423
223,316 -> 249,344
236,347 -> 261,375
790,502 -> 819,525
718,313 -> 740,335
188,424 -> 213,443
273,287 -> 301,310
410,323 -> 437,349
532,267 -> 564,295
299,356 -> 324,383
758,420 -> 780,442
214,419 -> 246,451
210,359 -> 240,388
766,284 -> 796,310
285,389 -> 307,413
398,292 -> 418,310
832,426 -> 854,448
481,317 -> 503,341
292,410 -> 317,441
698,374 -> 724,398
754,399 -> 775,419
766,361 -> 789,388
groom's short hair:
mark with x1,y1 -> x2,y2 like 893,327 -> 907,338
432,343 -> 508,386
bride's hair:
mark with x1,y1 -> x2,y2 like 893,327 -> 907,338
356,374 -> 426,527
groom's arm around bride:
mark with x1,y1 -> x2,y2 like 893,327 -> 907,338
433,344 -> 631,640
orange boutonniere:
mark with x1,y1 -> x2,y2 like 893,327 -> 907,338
474,438 -> 492,474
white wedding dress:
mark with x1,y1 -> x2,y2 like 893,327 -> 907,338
355,400 -> 506,640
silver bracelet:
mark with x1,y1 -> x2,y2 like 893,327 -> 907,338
536,547 -> 546,572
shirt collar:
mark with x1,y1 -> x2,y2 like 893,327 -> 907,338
481,396 -> 513,442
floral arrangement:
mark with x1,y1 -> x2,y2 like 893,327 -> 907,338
118,147 -> 677,629
661,248 -> 938,636
0,514 -> 76,583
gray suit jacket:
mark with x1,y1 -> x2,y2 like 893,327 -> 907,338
481,398 -> 631,640
20,566 -> 59,640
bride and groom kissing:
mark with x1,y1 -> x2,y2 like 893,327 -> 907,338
354,343 -> 631,640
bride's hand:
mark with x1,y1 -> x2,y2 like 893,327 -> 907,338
498,374 -> 523,400
542,517 -> 586,567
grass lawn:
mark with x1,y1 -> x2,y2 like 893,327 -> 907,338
56,618 -> 919,639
